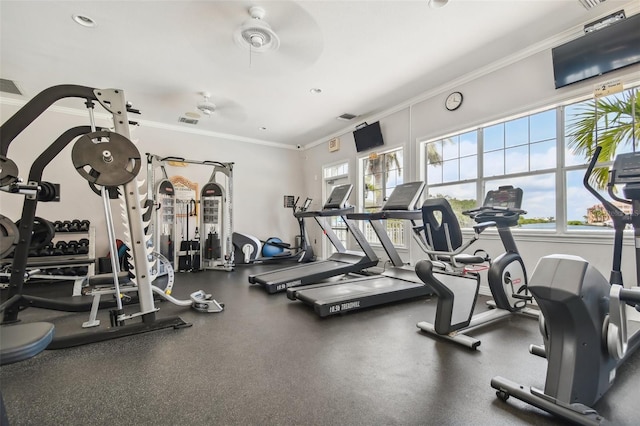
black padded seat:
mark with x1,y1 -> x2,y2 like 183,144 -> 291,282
421,198 -> 463,251
0,322 -> 55,365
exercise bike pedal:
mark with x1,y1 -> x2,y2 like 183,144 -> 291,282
511,293 -> 533,302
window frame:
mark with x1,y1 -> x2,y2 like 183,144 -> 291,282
418,84 -> 638,237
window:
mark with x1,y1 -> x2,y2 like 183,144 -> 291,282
324,162 -> 349,179
564,87 -> 639,231
421,84 -> 639,234
425,108 -> 557,229
361,148 -> 405,246
323,163 -> 349,256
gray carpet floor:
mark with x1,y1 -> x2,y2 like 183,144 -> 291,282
1,264 -> 639,425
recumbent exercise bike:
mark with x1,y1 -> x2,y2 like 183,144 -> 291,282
414,185 -> 539,349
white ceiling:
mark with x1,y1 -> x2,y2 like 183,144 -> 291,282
0,0 -> 636,148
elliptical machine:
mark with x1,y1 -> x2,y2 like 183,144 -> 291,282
415,186 -> 538,349
491,147 -> 640,425
233,197 -> 315,264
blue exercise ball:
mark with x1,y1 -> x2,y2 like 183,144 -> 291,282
262,237 -> 285,257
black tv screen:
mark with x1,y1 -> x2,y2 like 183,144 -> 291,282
552,13 -> 640,89
354,121 -> 384,152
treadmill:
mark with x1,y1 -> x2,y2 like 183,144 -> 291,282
286,181 -> 434,316
248,184 -> 379,294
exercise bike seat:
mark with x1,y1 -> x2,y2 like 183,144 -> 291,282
420,199 -> 491,266
416,259 -> 480,334
0,322 -> 55,365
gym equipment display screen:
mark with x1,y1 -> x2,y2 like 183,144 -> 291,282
552,13 -> 640,89
353,121 -> 384,152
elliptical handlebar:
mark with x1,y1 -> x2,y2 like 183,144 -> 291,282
583,145 -> 625,218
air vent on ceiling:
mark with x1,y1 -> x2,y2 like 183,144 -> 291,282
578,0 -> 606,10
0,78 -> 23,95
178,116 -> 199,125
337,113 -> 357,121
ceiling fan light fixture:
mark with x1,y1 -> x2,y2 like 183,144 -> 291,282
234,6 -> 280,53
250,33 -> 265,48
429,0 -> 449,9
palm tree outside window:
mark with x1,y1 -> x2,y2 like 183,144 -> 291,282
362,148 -> 404,246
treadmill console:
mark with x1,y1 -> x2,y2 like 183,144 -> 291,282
324,184 -> 353,209
382,181 -> 426,211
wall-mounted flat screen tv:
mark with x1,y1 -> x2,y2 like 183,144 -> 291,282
552,12 -> 640,89
354,121 -> 384,152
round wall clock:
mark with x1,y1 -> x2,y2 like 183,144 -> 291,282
445,91 -> 463,111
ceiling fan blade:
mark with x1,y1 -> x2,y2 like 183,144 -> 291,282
211,98 -> 248,123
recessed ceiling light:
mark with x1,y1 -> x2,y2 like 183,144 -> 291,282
310,88 -> 322,94
72,14 -> 97,28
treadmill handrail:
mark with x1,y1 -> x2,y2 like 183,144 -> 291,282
368,209 -> 423,221
296,206 -> 355,218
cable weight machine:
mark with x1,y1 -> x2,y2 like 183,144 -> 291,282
146,154 -> 177,271
146,155 -> 234,272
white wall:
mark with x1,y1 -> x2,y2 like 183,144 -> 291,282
0,102 -> 304,258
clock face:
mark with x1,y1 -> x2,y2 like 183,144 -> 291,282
445,92 -> 463,111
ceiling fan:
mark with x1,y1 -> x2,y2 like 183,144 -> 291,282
190,92 -> 247,123
197,92 -> 216,116
230,4 -> 323,70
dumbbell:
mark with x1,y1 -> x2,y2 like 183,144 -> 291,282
65,240 -> 79,255
61,267 -> 78,276
53,241 -> 67,255
68,220 -> 81,232
55,221 -> 71,232
74,266 -> 88,276
39,244 -> 54,256
79,220 -> 90,232
76,238 -> 90,255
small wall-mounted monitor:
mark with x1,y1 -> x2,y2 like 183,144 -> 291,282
552,12 -> 640,89
353,121 -> 384,153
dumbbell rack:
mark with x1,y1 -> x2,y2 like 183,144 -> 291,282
0,221 -> 95,296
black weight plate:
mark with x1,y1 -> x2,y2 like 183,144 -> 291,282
0,214 -> 19,259
0,155 -> 19,187
16,217 -> 56,250
71,131 -> 141,186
